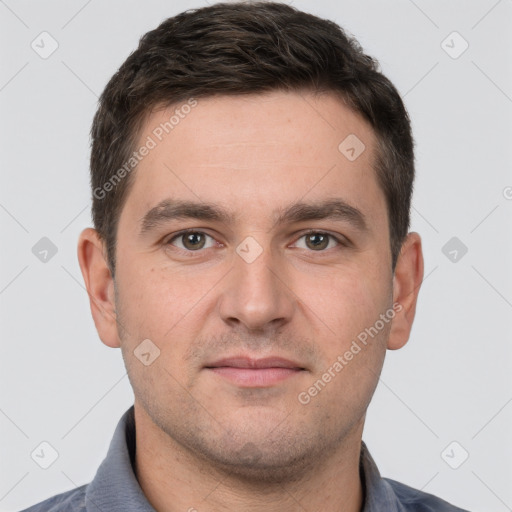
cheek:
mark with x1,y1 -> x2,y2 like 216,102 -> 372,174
114,264 -> 172,346
117,258 -> 176,313
301,264 -> 391,346
300,270 -> 390,412
114,260 -> 218,356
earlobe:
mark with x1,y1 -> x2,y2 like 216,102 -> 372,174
387,232 -> 424,350
77,228 -> 121,348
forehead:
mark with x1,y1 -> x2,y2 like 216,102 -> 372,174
119,90 -> 386,232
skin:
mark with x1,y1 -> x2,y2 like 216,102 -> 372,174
78,90 -> 424,512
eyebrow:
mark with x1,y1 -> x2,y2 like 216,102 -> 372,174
139,198 -> 368,236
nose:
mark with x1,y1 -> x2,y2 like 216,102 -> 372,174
218,239 -> 295,333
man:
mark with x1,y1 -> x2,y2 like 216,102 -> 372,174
23,2 -> 470,511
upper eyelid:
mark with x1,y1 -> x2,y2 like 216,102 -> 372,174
167,229 -> 217,243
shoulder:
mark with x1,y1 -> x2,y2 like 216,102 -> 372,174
385,477 -> 470,512
19,485 -> 87,512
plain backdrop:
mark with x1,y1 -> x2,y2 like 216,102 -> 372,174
1,1 -> 511,511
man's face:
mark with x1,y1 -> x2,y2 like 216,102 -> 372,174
112,91 -> 395,478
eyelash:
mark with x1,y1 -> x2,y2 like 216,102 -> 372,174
164,229 -> 347,256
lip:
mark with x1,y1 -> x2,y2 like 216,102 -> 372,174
204,356 -> 306,387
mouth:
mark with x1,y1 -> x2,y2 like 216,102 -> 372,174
204,356 -> 307,387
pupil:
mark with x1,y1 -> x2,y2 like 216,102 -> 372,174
185,233 -> 204,249
308,234 -> 327,250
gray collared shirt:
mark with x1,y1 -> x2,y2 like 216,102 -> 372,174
21,406 -> 470,511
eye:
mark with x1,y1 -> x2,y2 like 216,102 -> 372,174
292,231 -> 342,251
167,230 -> 217,251
165,229 -> 345,254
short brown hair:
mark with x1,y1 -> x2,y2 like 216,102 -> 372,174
90,1 -> 415,275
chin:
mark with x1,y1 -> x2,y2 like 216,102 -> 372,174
199,442 -> 318,485
182,422 -> 330,485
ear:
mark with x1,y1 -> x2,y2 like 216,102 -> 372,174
387,232 -> 424,350
77,228 -> 121,348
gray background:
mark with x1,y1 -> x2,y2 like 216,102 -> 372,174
1,1 -> 511,511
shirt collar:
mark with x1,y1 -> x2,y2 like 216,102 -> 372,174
359,440 -> 406,512
86,406 -> 401,511
86,406 -> 155,511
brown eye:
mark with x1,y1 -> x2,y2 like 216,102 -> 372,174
293,232 -> 341,251
182,232 -> 206,250
305,233 -> 330,250
168,231 -> 214,251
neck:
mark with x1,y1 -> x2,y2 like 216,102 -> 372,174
133,404 -> 364,512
